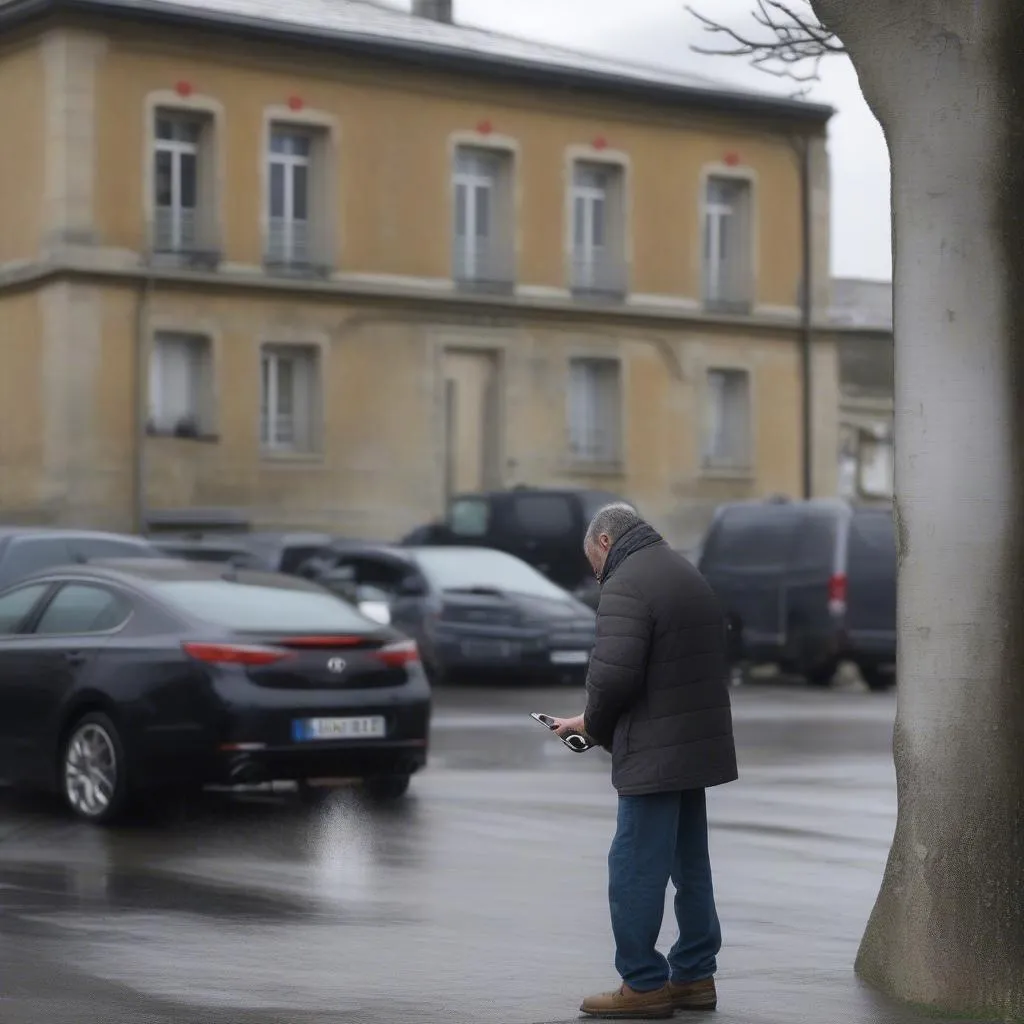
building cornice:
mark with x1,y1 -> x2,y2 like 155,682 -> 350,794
0,253 -> 842,337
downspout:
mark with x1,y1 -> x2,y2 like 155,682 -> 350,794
798,135 -> 814,500
133,267 -> 154,534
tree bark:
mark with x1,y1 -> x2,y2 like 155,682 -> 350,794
808,0 -> 1024,1016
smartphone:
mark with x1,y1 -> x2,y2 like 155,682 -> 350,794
530,712 -> 594,753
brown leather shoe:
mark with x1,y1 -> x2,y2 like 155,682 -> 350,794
579,983 -> 674,1019
668,976 -> 717,1011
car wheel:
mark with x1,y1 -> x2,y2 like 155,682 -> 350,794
362,774 -> 411,802
861,666 -> 896,692
61,712 -> 130,824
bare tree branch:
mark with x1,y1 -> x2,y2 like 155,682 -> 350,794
686,1 -> 844,97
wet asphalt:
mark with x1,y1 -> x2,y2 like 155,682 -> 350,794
0,675 -> 978,1024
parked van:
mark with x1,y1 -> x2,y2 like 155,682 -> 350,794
401,487 -> 628,608
697,498 -> 896,690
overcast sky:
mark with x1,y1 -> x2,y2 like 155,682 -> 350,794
398,0 -> 892,282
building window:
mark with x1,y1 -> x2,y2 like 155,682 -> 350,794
260,345 -> 319,453
703,176 -> 754,312
452,146 -> 514,290
571,162 -> 626,297
148,332 -> 213,438
568,357 -> 622,463
266,127 -> 316,267
154,112 -> 213,256
703,368 -> 751,470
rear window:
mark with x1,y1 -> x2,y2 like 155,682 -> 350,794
152,579 -> 375,632
448,498 -> 490,538
848,512 -> 896,565
512,495 -> 574,536
701,507 -> 802,570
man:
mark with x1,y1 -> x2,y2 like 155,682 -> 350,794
550,503 -> 737,1020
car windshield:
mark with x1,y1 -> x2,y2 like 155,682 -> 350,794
412,548 -> 569,600
152,579 -> 376,632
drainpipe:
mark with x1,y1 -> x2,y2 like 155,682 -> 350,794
798,135 -> 814,501
133,268 -> 154,534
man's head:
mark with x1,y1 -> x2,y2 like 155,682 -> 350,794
584,502 -> 643,578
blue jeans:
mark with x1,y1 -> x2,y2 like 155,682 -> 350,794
608,789 -> 721,992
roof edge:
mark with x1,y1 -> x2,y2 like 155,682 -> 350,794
3,0 -> 834,124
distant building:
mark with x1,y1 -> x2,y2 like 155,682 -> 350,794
830,278 -> 893,502
0,0 -> 837,546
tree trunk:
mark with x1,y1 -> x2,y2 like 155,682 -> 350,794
810,0 -> 1024,1016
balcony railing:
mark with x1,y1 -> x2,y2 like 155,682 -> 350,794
151,208 -> 220,268
265,218 -> 313,270
571,247 -> 627,299
453,237 -> 515,293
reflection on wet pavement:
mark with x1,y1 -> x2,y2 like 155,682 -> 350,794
0,682 -> 972,1024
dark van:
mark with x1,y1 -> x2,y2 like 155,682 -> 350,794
401,487 -> 628,608
697,498 -> 896,690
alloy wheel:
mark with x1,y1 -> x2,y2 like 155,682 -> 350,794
65,722 -> 118,819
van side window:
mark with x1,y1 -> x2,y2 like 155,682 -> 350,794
449,499 -> 490,538
512,495 -> 574,536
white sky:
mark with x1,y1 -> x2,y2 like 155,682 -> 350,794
396,0 -> 893,282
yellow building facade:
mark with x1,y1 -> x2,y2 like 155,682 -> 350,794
0,0 -> 837,547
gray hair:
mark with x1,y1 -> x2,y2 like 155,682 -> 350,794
585,502 -> 643,548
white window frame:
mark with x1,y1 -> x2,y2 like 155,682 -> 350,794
572,166 -> 608,290
453,147 -> 502,283
153,112 -> 202,253
567,356 -> 622,463
148,332 -> 212,437
703,173 -> 754,310
703,367 -> 752,471
266,127 -> 313,266
260,345 -> 320,454
568,158 -> 627,296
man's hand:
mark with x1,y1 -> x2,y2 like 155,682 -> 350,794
549,713 -> 589,739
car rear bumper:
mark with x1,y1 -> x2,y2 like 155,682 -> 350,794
138,694 -> 431,787
842,629 -> 896,664
431,634 -> 592,678
219,738 -> 428,785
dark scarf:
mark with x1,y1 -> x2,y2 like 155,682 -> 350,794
599,522 -> 664,584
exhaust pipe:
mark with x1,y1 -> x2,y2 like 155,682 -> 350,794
228,756 -> 265,785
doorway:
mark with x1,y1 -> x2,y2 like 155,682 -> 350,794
442,349 -> 501,501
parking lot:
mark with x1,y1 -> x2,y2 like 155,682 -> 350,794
0,677 -> 915,1024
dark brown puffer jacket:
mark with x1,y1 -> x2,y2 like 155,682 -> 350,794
583,527 -> 737,795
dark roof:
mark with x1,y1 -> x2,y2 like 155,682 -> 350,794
0,0 -> 832,124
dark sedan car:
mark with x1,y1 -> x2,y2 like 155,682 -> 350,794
307,545 -> 597,683
0,561 -> 431,823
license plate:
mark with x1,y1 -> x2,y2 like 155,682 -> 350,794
550,650 -> 589,666
462,640 -> 518,659
292,716 -> 386,742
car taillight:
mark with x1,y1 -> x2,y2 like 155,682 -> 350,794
373,640 -> 420,668
828,573 -> 847,614
183,642 -> 291,666
276,636 -> 367,649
